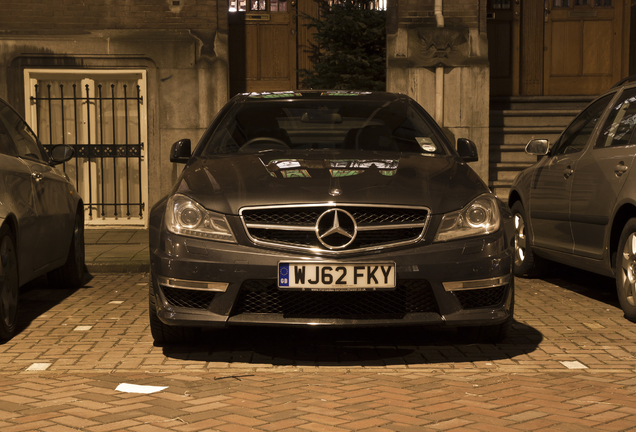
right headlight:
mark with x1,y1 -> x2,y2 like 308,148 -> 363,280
434,194 -> 501,242
165,194 -> 236,243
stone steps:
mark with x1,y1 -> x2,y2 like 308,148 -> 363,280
489,96 -> 594,200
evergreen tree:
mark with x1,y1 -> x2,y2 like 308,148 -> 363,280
299,0 -> 386,91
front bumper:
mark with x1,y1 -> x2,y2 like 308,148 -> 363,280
149,226 -> 515,329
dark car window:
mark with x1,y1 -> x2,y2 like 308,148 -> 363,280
0,111 -> 17,157
595,88 -> 636,148
201,97 -> 450,156
0,103 -> 47,162
553,94 -> 614,156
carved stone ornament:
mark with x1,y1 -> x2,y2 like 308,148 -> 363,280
408,27 -> 470,68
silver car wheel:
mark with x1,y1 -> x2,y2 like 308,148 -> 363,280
514,213 -> 527,267
619,232 -> 636,308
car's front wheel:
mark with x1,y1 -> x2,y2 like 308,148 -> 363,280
149,284 -> 200,346
615,219 -> 636,321
0,225 -> 19,341
510,201 -> 540,277
458,294 -> 514,344
48,210 -> 86,289
458,318 -> 512,344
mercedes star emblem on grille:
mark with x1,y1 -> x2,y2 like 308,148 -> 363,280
316,208 -> 357,249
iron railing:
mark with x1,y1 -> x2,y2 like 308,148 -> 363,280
31,82 -> 145,220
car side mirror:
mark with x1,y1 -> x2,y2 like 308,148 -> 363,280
457,138 -> 478,162
170,139 -> 191,163
525,139 -> 550,156
50,144 -> 75,165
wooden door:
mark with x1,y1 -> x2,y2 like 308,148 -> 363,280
487,0 -> 520,95
229,0 -> 297,96
544,0 -> 627,95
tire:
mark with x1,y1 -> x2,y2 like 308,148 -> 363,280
458,304 -> 514,344
510,201 -> 540,277
458,318 -> 512,344
615,218 -> 636,321
48,210 -> 86,289
458,279 -> 515,344
0,225 -> 19,341
149,283 -> 199,346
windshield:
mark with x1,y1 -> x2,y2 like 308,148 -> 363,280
200,97 -> 450,156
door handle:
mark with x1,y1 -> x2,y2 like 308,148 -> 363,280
615,163 -> 629,177
31,172 -> 43,182
563,166 -> 574,179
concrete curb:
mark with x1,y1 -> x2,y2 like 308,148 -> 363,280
87,262 -> 150,274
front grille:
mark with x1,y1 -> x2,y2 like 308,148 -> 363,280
249,227 -> 423,248
455,286 -> 507,309
241,204 -> 429,254
243,208 -> 322,225
243,207 -> 428,225
232,279 -> 438,319
161,286 -> 216,310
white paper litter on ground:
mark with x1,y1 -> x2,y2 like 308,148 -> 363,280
115,383 -> 168,394
26,363 -> 51,371
560,361 -> 588,369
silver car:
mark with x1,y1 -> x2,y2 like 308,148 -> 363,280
0,97 -> 85,340
509,77 -> 636,321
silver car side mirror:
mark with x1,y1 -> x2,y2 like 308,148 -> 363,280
525,139 -> 550,156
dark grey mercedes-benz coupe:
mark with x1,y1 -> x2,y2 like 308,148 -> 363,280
149,91 -> 515,345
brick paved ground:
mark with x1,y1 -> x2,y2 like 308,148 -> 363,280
1,266 -> 636,431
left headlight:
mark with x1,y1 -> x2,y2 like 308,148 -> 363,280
434,194 -> 501,242
165,194 -> 236,243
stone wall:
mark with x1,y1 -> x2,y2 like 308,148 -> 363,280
0,0 -> 224,31
0,0 -> 229,221
386,0 -> 490,182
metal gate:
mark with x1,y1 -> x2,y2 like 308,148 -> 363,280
24,70 -> 148,226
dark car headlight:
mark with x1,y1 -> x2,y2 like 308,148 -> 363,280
434,194 -> 501,242
165,194 -> 236,243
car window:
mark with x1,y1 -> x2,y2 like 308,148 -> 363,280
553,94 -> 614,156
0,111 -> 17,156
201,97 -> 450,156
595,88 -> 636,148
0,103 -> 47,162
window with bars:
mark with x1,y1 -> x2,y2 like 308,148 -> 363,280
24,70 -> 149,227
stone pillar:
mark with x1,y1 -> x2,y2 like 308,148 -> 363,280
386,0 -> 490,183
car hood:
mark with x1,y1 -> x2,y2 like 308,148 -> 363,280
173,151 -> 490,215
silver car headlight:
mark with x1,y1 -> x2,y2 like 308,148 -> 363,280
165,194 -> 236,243
434,194 -> 501,242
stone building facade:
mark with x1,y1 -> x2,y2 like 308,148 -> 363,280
386,0 -> 490,180
0,0 -> 631,226
0,0 -> 229,227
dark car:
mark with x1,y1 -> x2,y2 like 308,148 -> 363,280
149,90 -> 514,345
0,98 -> 85,341
509,78 -> 636,321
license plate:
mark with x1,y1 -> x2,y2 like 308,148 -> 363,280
278,262 -> 396,290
